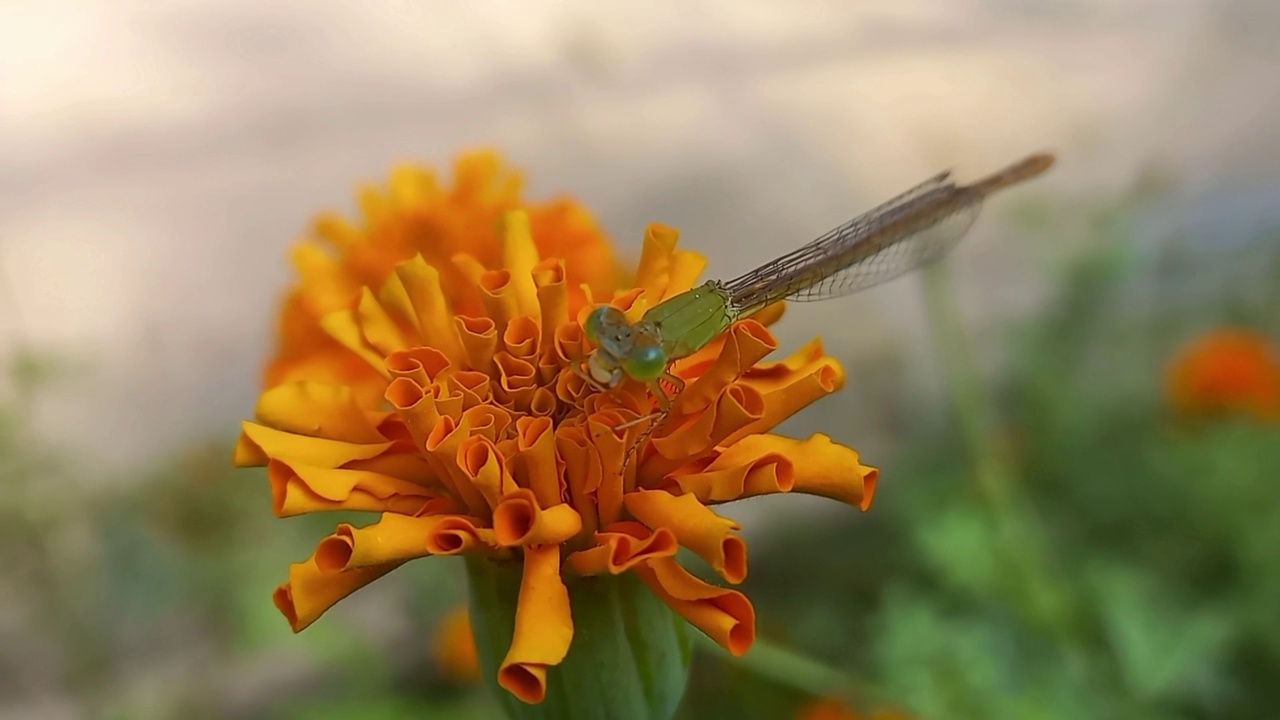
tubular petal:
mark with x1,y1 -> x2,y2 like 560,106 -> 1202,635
273,555 -> 402,632
425,515 -> 500,555
456,314 -> 498,371
633,223 -> 681,302
633,556 -> 755,656
673,321 -> 779,416
493,488 -> 584,546
514,416 -> 563,509
385,346 -> 452,387
555,424 -> 602,538
624,489 -> 747,584
459,435 -> 518,510
645,384 -> 765,476
315,514 -> 453,570
728,355 -> 845,442
503,315 -> 541,362
392,255 -> 466,363
532,259 -> 568,365
565,522 -> 679,576
424,415 -> 492,516
498,545 -> 574,704
499,210 -> 541,318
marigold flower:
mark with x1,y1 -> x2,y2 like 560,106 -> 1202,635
234,151 -> 879,708
1166,327 -> 1280,421
433,605 -> 481,683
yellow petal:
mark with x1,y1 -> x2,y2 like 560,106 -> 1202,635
493,488 -> 583,546
644,384 -> 765,479
315,513 -> 455,570
624,489 -> 747,584
238,421 -> 393,468
729,352 -> 844,442
499,210 -> 541,318
564,521 -> 678,576
502,315 -> 541,363
424,415 -> 492,516
498,545 -> 574,705
267,460 -> 442,516
633,556 -> 755,656
320,310 -> 390,378
480,269 -> 522,341
392,255 -> 466,364
252,381 -> 389,444
585,413 -> 630,527
532,259 -> 568,366
355,286 -> 411,357
424,515 -> 501,556
385,346 -> 452,387
385,377 -> 441,451
273,554 -> 402,632
554,424 -> 601,538
665,249 -> 708,299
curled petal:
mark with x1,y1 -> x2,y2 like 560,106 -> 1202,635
456,314 -> 498,371
315,514 -> 455,570
449,370 -> 494,409
385,376 -> 440,450
633,556 -> 755,656
498,545 -> 574,704
424,415 -> 492,516
480,269 -> 521,340
493,488 -> 583,546
462,404 -> 513,443
532,259 -> 568,364
515,416 -> 563,509
236,421 -> 392,469
320,310 -> 389,377
502,315 -> 541,362
672,433 -> 876,509
386,346 -> 451,387
673,320 -> 778,416
530,387 -> 557,417
634,223 -> 681,302
624,489 -> 747,584
555,424 -> 601,538
458,434 -> 518,510
267,460 -> 441,516
728,344 -> 845,442
564,521 -> 678,576
552,322 -> 587,367
273,554 -> 402,632
494,352 -> 538,410
644,384 -> 765,479
585,413 -> 629,527
425,515 -> 500,556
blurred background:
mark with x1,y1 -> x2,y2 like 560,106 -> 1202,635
2,0 -> 1279,718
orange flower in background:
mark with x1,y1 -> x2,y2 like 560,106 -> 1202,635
797,699 -> 913,720
234,151 -> 878,705
433,606 -> 480,683
1166,328 -> 1280,421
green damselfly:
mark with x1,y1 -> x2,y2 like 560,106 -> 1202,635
578,152 -> 1055,424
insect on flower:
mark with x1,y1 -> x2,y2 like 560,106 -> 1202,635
576,152 -> 1056,433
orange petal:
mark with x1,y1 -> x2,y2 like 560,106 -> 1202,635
456,314 -> 498,371
480,270 -> 521,341
533,259 -> 568,365
633,556 -> 755,656
503,315 -> 541,362
728,345 -> 845,442
530,387 -> 557,417
237,421 -> 393,468
552,321 -> 587,367
449,370 -> 495,409
386,346 -> 452,387
514,416 -> 563,509
424,415 -> 492,516
391,255 -> 466,364
315,514 -> 456,570
458,435 -> 518,510
554,423 -> 601,538
623,489 -> 747,583
644,384 -> 765,478
498,546 -> 574,704
494,351 -> 538,410
493,488 -> 583,546
385,376 -> 441,450
273,554 -> 402,632
585,413 -> 629,527
499,210 -> 541,318
267,460 -> 442,516
461,404 -> 513,443
424,515 -> 501,556
564,521 -> 678,576
673,321 -> 778,416
633,223 -> 681,302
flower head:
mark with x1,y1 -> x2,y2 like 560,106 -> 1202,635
234,151 -> 878,706
1166,327 -> 1280,421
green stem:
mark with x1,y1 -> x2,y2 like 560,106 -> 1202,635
693,633 -> 885,709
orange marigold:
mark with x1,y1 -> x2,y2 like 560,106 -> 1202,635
433,605 -> 481,683
1166,327 -> 1280,421
234,151 -> 878,705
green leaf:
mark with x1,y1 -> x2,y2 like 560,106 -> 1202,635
466,555 -> 694,720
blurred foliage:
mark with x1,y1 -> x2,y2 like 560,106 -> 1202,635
2,181 -> 1278,719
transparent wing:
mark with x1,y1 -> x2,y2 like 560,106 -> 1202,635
787,200 -> 980,302
722,176 -> 981,314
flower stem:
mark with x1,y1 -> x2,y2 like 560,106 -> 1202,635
693,633 -> 885,708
